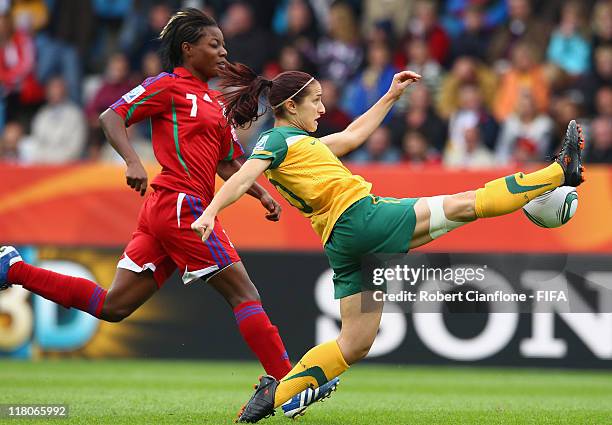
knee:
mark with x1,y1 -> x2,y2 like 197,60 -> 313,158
445,191 -> 476,222
225,278 -> 261,308
100,303 -> 133,323
230,292 -> 261,308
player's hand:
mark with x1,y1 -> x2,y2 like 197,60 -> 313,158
387,70 -> 421,101
126,161 -> 148,196
260,193 -> 282,222
191,211 -> 215,242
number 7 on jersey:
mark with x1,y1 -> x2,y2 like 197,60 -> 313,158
186,93 -> 197,117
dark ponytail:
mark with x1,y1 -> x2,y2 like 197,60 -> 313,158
220,63 -> 315,129
218,62 -> 272,128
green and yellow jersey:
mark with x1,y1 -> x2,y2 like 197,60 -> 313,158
249,126 -> 371,244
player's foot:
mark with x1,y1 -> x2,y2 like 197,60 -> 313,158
236,375 -> 278,423
554,120 -> 585,187
282,377 -> 339,419
0,246 -> 22,291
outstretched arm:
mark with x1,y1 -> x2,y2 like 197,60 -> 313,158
193,158 -> 272,241
320,70 -> 421,157
217,159 -> 281,221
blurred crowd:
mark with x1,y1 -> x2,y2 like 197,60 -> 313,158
0,0 -> 611,168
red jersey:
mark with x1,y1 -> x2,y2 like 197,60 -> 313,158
110,66 -> 244,201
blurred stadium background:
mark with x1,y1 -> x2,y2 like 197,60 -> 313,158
1,0 -> 612,423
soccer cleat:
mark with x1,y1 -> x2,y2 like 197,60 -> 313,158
0,246 -> 22,291
554,120 -> 585,187
282,377 -> 340,419
236,375 -> 278,423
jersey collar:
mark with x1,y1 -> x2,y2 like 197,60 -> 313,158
173,66 -> 209,89
275,125 -> 309,136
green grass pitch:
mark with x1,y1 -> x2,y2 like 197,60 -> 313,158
1,360 -> 611,424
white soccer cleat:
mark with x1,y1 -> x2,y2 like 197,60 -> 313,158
281,377 -> 340,419
0,246 -> 22,291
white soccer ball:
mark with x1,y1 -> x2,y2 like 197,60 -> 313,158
522,186 -> 578,228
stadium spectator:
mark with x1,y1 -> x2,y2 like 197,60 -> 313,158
90,0 -> 133,71
10,0 -> 48,32
493,43 -> 549,121
446,84 -> 498,157
585,116 -> 612,163
343,41 -> 397,123
222,2 -> 273,74
488,0 -> 551,70
28,76 -> 86,164
237,0 -> 278,32
495,90 -> 554,165
448,5 -> 490,62
595,85 -> 612,117
394,38 -> 443,105
549,91 -> 583,154
440,0 -> 507,38
398,0 -> 450,66
264,43 -> 317,79
273,0 -> 319,51
400,130 -> 441,166
0,11 -> 38,126
0,120 -> 25,161
85,53 -> 132,158
364,20 -> 395,46
313,79 -> 351,138
119,2 -> 171,71
437,56 -> 497,119
141,50 -> 162,79
575,46 -> 612,115
316,1 -> 363,88
444,124 -> 495,169
361,0 -> 412,39
35,0 -> 93,102
546,1 -> 591,77
351,126 -> 400,163
390,84 -> 447,152
591,0 -> 612,54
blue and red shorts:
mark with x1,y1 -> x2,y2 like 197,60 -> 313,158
117,188 -> 240,287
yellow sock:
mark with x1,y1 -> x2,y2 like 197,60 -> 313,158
273,340 -> 349,407
475,163 -> 564,218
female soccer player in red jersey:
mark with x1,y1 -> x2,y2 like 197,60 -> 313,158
0,9 -> 293,381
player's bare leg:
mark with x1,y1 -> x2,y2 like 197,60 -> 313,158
336,292 -> 384,364
410,192 -> 476,249
99,268 -> 159,322
207,261 -> 260,307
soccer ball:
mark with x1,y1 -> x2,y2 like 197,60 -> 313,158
522,186 -> 578,228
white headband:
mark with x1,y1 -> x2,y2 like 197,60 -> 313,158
272,77 -> 315,109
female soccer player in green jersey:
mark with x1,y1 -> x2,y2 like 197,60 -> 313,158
191,63 -> 585,423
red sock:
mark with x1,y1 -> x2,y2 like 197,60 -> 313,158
8,262 -> 107,318
234,300 -> 292,380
